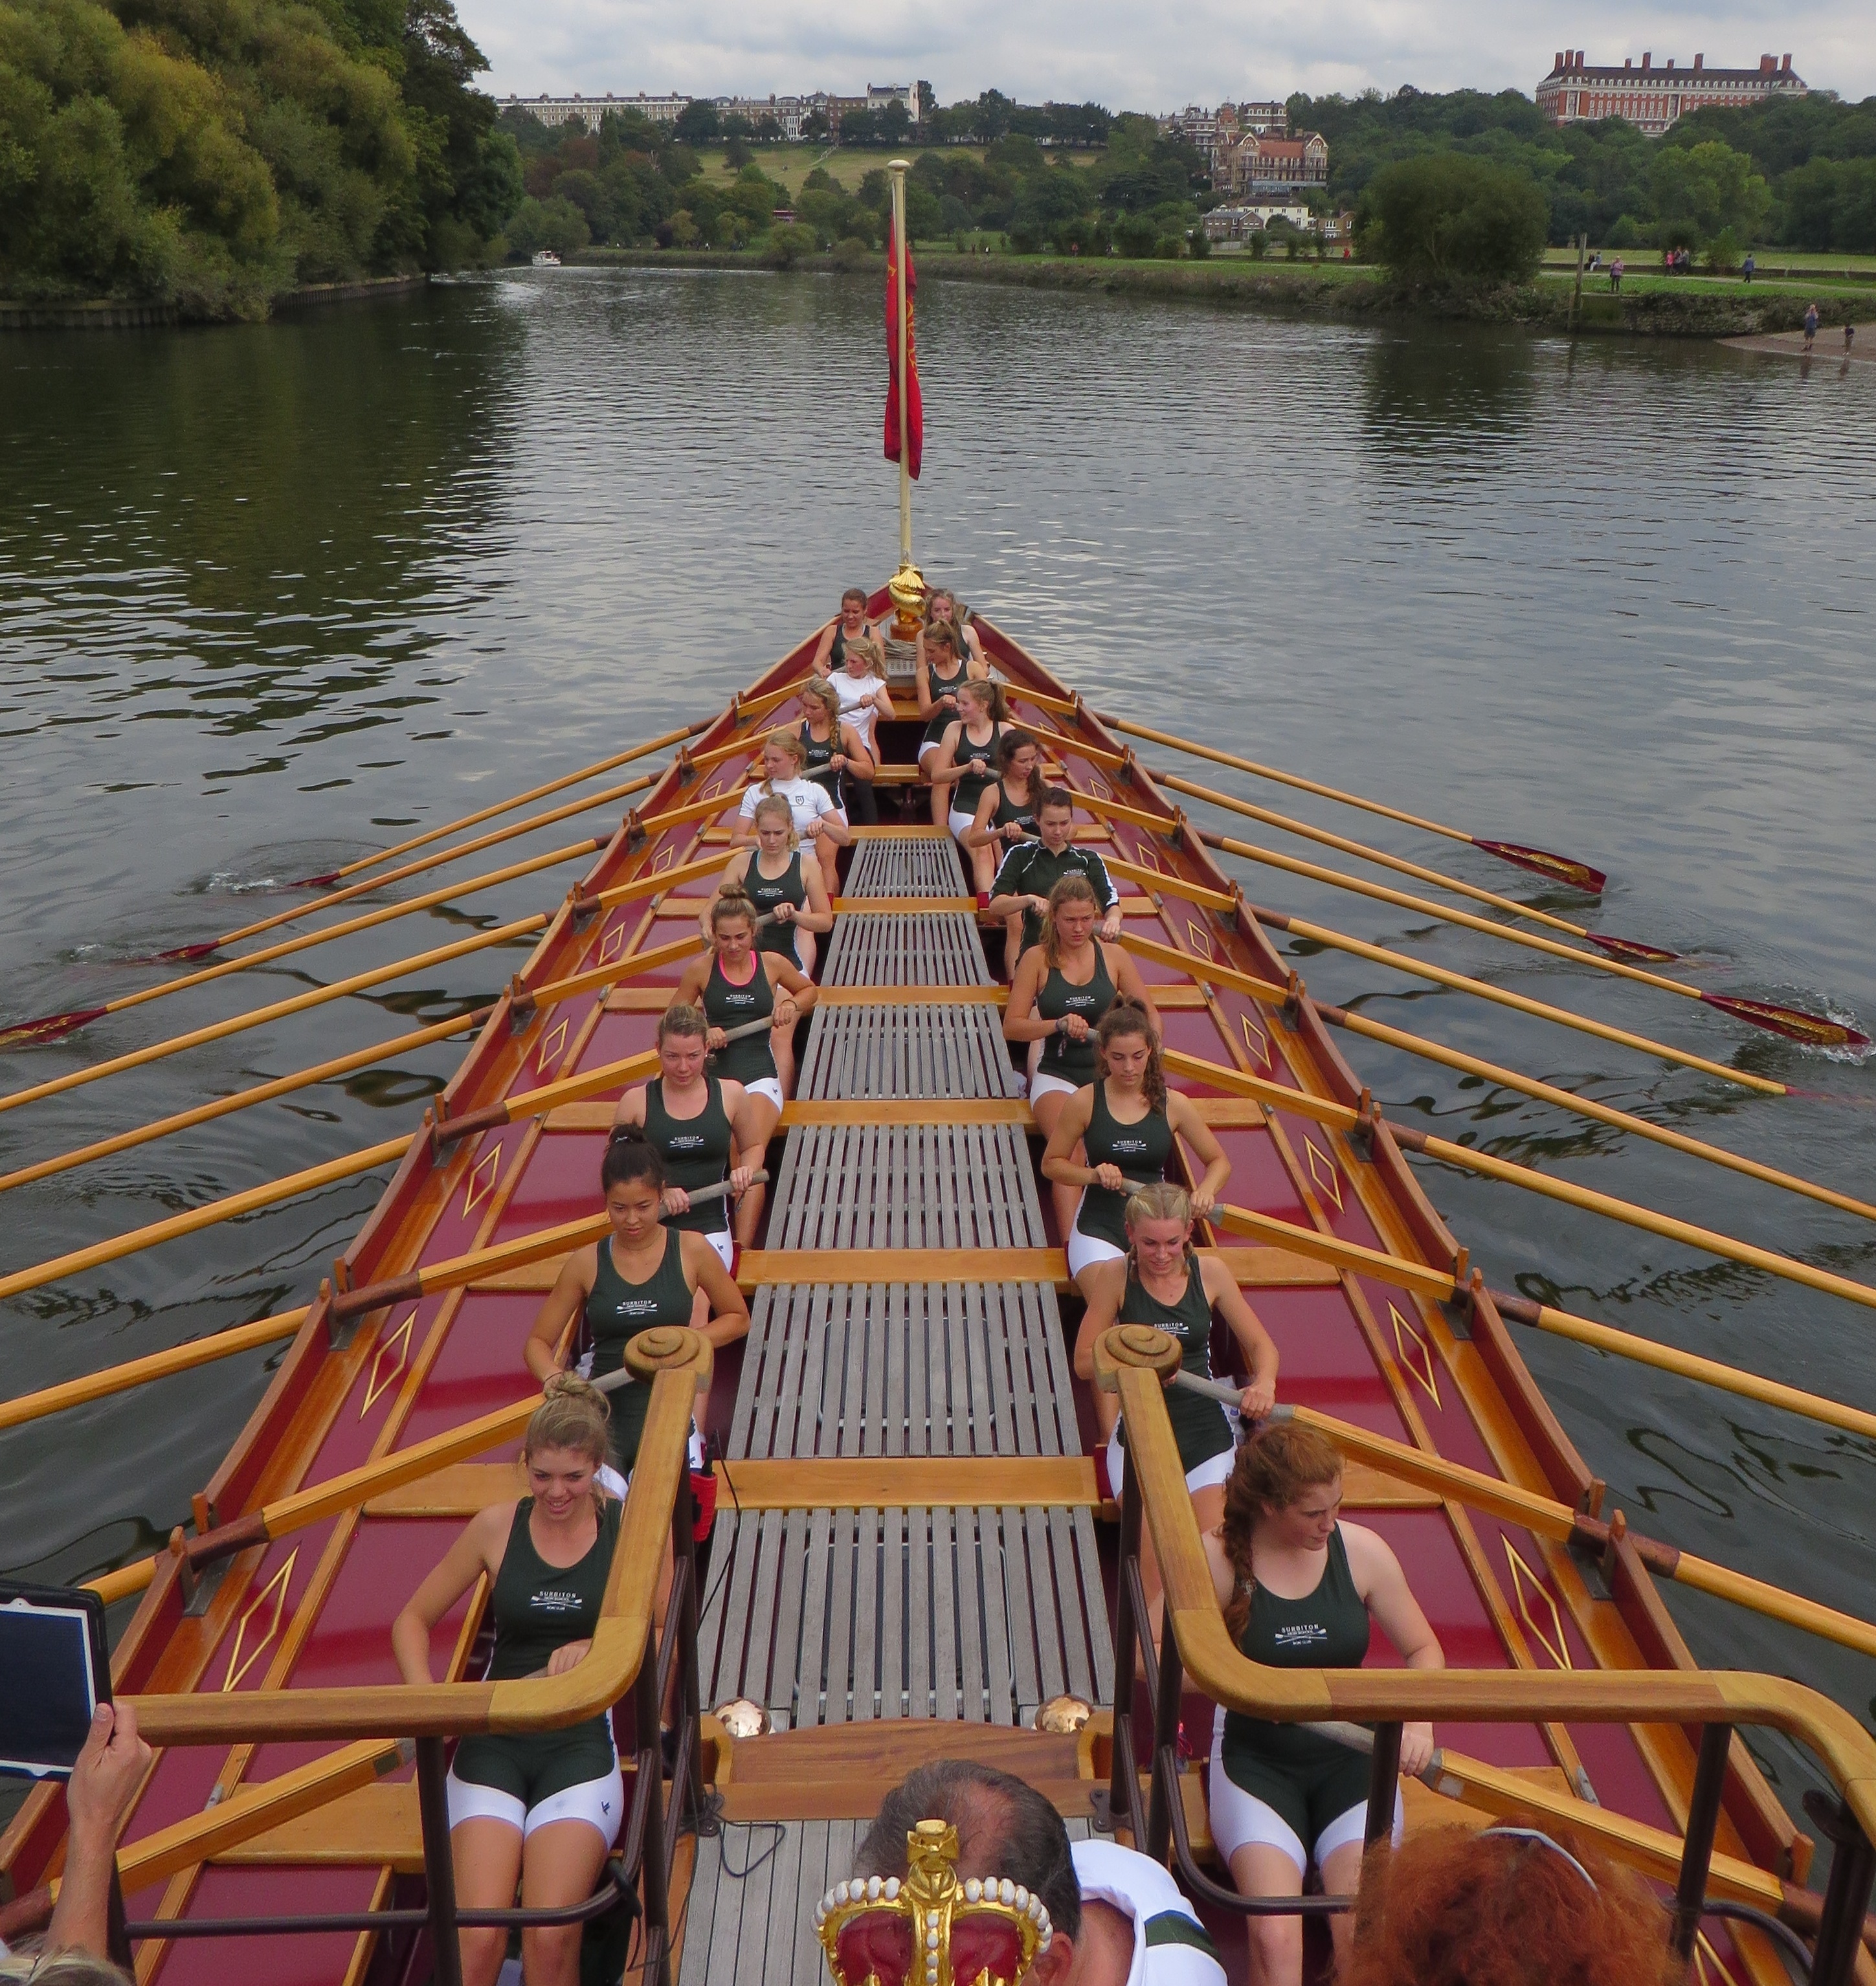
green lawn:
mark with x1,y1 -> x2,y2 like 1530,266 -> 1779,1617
1536,267 -> 1875,303
1540,245 -> 1876,279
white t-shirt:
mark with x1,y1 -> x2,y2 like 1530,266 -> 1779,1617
829,669 -> 889,752
1070,1838 -> 1225,1986
740,777 -> 836,835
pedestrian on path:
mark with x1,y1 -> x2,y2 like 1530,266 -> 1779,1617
1803,303 -> 1819,353
1846,322 -> 1857,355
1609,255 -> 1623,295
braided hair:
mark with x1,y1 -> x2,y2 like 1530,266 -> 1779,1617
1218,1422 -> 1346,1642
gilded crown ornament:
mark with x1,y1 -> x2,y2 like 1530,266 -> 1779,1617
887,562 -> 928,640
814,1818 -> 1053,1986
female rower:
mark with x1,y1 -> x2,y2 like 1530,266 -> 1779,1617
522,1133 -> 748,1474
825,661 -> 893,829
709,792 -> 832,978
733,731 -> 849,894
1203,1422 -> 1444,1986
798,676 -> 876,836
961,728 -> 1044,895
930,673 -> 1007,854
811,585 -> 886,678
610,1005 -> 759,1273
392,1374 -> 628,1986
915,609 -> 988,827
1072,1183 -> 1277,1633
915,585 -> 988,675
985,785 -> 1122,970
1043,1001 -> 1230,1295
671,889 -> 816,1244
1005,873 -> 1156,1242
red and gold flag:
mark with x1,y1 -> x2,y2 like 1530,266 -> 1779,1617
884,229 -> 923,480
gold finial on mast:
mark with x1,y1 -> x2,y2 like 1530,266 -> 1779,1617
886,157 -> 926,640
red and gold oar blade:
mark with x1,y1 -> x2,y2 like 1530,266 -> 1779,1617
1700,994 -> 1871,1052
0,1006 -> 109,1051
1471,840 -> 1607,895
154,939 -> 222,963
1585,932 -> 1681,965
295,870 -> 342,888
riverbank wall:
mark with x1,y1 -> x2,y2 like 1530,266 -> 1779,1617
0,272 -> 429,331
580,247 -> 1849,340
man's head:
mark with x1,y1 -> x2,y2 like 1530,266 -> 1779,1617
848,1760 -> 1081,1985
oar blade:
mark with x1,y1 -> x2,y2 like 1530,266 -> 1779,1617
1586,932 -> 1681,966
1471,839 -> 1607,895
295,870 -> 343,888
154,939 -> 222,963
1700,994 -> 1871,1053
0,1007 -> 109,1050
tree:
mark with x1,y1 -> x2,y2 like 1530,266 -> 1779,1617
1649,139 -> 1769,247
506,193 -> 587,258
1359,153 -> 1548,285
878,99 -> 911,146
673,99 -> 718,148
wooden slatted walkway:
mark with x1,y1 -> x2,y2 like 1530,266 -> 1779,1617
680,807 -> 1112,1978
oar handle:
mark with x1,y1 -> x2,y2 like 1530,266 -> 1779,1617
659,1168 -> 768,1215
1169,1368 -> 1246,1407
714,1014 -> 787,1045
1306,1717 -> 1447,1787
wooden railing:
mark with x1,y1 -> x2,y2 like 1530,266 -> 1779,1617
20,1337 -> 717,1986
1093,1325 -> 1876,1984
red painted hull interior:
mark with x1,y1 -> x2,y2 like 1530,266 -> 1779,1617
0,597 -> 1812,1986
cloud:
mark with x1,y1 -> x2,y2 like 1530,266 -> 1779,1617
461,0 -> 1873,107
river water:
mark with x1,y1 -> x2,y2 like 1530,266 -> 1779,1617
2,270 -> 1873,1811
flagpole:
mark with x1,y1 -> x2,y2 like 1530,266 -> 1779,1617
888,157 -> 913,571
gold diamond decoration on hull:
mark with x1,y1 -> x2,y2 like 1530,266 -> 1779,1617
222,1547 -> 300,1692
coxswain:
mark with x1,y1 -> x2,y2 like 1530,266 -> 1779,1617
392,1374 -> 634,1986
797,676 -> 876,835
847,1757 -> 1227,1986
811,585 -> 886,678
930,673 -> 1008,854
709,791 -> 832,977
915,603 -> 989,827
960,728 -> 1044,896
1203,1423 -> 1444,1985
733,731 -> 849,894
671,887 -> 816,1244
985,785 -> 1121,969
1072,1181 -> 1277,1633
610,1003 -> 759,1274
1005,873 -> 1156,1242
1043,1000 -> 1229,1291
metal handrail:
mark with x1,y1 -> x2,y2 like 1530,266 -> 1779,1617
1094,1326 -> 1876,1986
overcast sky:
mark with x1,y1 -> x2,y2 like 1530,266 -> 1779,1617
463,0 -> 1873,111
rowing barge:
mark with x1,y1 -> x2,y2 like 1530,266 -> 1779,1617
5,587 -> 1876,1986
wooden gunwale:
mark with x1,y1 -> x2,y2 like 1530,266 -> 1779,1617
5,601 -> 1847,1979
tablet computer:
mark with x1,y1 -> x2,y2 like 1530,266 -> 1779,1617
0,1581 -> 112,1781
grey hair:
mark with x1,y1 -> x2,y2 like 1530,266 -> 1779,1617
853,1759 -> 1081,1942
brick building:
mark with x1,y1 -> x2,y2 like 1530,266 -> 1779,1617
1218,130 -> 1328,198
1535,49 -> 1805,136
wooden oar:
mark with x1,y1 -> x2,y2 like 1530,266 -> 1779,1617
327,1171 -> 768,1326
0,918 -> 545,1118
0,785 -> 740,1054
0,1009 -> 493,1196
1103,714 -> 1609,893
1141,767 -> 1866,1053
0,1137 -> 415,1306
80,1346 -> 678,1606
0,840 -> 601,1053
1117,930 -> 1792,1100
291,719 -> 713,888
1158,1047 -> 1876,1413
1163,1377 -> 1876,1662
158,772 -> 658,960
1303,1003 -> 1876,1228
1,1308 -> 307,1433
